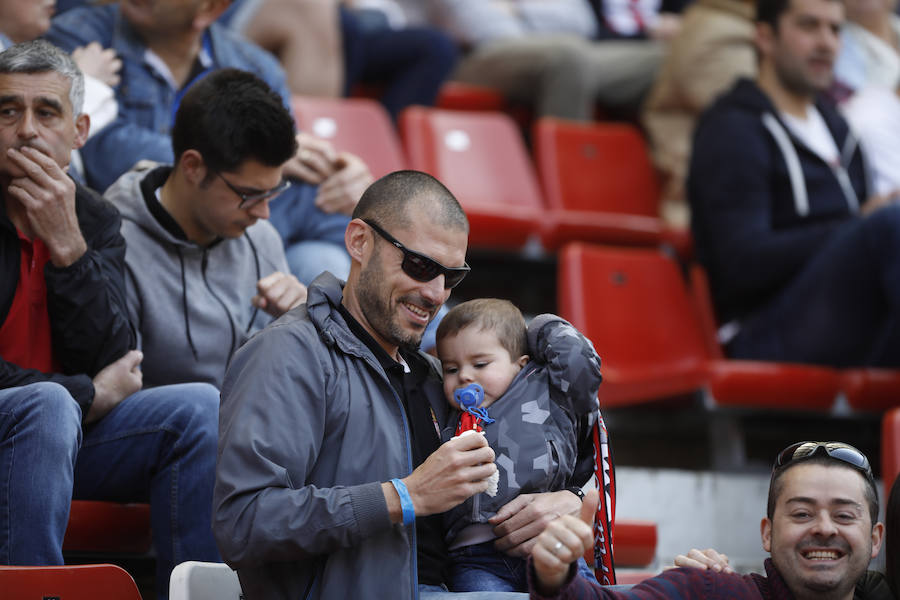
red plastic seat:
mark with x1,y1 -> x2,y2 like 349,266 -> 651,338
399,107 -> 545,249
533,118 -> 692,257
840,369 -> 900,412
558,243 -> 841,409
614,520 -> 658,567
63,501 -> 152,554
436,81 -> 507,112
883,408 -> 900,498
0,564 -> 142,599
291,95 -> 407,179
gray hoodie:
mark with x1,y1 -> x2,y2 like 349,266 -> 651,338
105,162 -> 291,388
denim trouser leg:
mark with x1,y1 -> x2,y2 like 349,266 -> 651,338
0,383 -> 82,565
729,204 -> 900,367
268,181 -> 351,285
72,383 -> 221,599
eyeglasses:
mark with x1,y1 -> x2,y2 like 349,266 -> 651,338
363,219 -> 470,289
773,441 -> 874,482
216,171 -> 291,209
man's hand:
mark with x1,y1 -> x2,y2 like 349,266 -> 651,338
72,42 -> 122,87
283,132 -> 338,184
648,13 -> 682,41
314,152 -> 373,216
395,432 -> 497,518
670,548 -> 733,573
86,350 -> 143,424
7,146 -> 87,267
532,489 -> 598,595
490,489 -> 582,557
252,271 -> 307,317
861,190 -> 900,216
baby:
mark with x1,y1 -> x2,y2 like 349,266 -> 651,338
435,298 -> 613,592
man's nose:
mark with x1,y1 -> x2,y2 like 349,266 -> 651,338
420,274 -> 448,306
247,199 -> 271,220
17,110 -> 37,139
811,512 -> 839,537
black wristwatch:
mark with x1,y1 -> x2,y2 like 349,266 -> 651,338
565,486 -> 586,501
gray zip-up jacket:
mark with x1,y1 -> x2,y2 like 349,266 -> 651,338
213,272 -> 449,599
105,162 -> 290,388
443,314 -> 602,547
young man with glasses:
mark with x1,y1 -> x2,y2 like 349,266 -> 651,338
213,169 -> 591,599
104,68 -> 307,389
529,441 -> 885,600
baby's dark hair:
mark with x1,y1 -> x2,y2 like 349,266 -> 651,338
436,299 -> 527,360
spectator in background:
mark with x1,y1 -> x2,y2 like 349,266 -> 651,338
0,0 -> 121,180
104,69 -> 307,389
641,0 -> 756,228
430,0 -> 676,121
688,0 -> 900,368
832,0 -> 900,100
0,40 -> 220,598
45,0 -> 374,285
220,0 -> 457,120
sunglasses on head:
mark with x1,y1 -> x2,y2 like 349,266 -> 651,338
363,219 -> 470,289
773,441 -> 874,482
216,171 -> 291,209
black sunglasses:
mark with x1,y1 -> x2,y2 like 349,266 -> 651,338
363,219 -> 470,289
217,171 -> 291,209
773,441 -> 874,482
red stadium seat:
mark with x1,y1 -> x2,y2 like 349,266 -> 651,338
399,107 -> 544,250
63,501 -> 152,554
436,81 -> 507,112
558,243 -> 841,410
0,564 -> 142,599
291,96 -> 407,179
614,520 -> 658,567
533,118 -> 691,257
840,369 -> 900,412
882,407 -> 900,498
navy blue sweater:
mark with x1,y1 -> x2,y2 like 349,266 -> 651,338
688,78 -> 869,325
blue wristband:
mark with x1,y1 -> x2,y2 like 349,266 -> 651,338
390,478 -> 416,526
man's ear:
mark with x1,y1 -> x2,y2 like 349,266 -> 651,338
180,149 -> 207,186
755,22 -> 775,59
344,218 -> 370,264
760,517 -> 772,552
193,0 -> 230,30
72,113 -> 90,150
870,521 -> 885,559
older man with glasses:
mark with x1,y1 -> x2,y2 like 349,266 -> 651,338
104,67 -> 306,390
529,441 -> 886,600
213,168 -> 595,599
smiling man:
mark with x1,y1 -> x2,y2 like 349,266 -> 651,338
529,441 -> 884,600
103,67 -> 306,389
213,170 -> 592,599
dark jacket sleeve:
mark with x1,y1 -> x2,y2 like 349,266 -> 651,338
688,107 -> 842,317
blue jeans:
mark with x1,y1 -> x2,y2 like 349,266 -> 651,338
268,182 -> 351,286
0,381 -> 221,599
448,541 -> 599,593
729,204 -> 900,366
341,6 -> 459,120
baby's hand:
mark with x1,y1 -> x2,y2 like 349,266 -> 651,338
453,429 -> 499,496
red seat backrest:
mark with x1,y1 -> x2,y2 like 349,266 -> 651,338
533,118 -> 660,216
291,96 -> 407,179
0,564 -> 142,599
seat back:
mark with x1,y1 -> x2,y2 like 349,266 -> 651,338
533,118 -> 660,216
291,96 -> 407,178
399,106 -> 545,248
558,243 -> 709,407
0,564 -> 142,599
883,408 -> 900,499
169,561 -> 243,600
